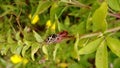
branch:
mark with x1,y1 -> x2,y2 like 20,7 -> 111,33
109,13 -> 120,19
79,26 -> 120,39
62,0 -> 91,9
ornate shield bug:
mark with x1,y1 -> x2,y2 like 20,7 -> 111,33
45,31 -> 68,44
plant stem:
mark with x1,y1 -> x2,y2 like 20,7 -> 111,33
109,13 -> 120,19
62,0 -> 91,9
79,26 -> 120,39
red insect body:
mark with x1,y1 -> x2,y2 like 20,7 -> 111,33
56,31 -> 68,43
58,31 -> 68,37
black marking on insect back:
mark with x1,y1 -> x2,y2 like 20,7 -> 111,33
51,34 -> 57,38
45,34 -> 58,44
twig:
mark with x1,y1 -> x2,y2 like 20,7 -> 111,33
8,15 -> 16,33
79,32 -> 102,39
62,0 -> 91,9
79,26 -> 120,39
72,0 -> 91,9
109,13 -> 120,19
16,10 -> 23,34
105,27 -> 120,33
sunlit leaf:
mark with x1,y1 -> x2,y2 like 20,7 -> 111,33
42,45 -> 48,56
107,0 -> 120,11
74,34 -> 80,60
33,30 -> 43,43
53,44 -> 59,60
15,40 -> 23,55
106,37 -> 120,57
22,45 -> 30,57
79,37 -> 103,55
31,42 -> 40,61
15,31 -> 21,41
22,40 -> 32,57
92,2 -> 108,32
95,41 -> 108,68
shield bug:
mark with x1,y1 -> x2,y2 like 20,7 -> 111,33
45,31 -> 69,44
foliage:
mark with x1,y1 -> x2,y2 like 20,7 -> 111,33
0,0 -> 120,68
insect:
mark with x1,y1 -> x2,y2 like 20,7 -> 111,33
45,31 -> 69,44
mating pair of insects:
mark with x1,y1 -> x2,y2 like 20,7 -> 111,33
45,31 -> 72,44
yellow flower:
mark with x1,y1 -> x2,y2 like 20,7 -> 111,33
29,14 -> 39,24
51,23 -> 56,30
46,20 -> 56,30
46,20 -> 51,28
10,54 -> 22,64
10,54 -> 28,65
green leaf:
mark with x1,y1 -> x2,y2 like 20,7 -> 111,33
50,2 -> 67,23
69,62 -> 84,68
55,14 -> 68,31
31,42 -> 40,61
86,12 -> 92,32
33,30 -> 43,42
15,31 -> 21,41
107,0 -> 120,11
1,44 -> 10,55
79,37 -> 103,55
0,57 -> 7,67
53,44 -> 59,60
92,2 -> 108,32
64,16 -> 70,26
42,45 -> 48,56
95,41 -> 108,68
113,58 -> 120,68
10,43 -> 18,54
23,27 -> 35,41
0,34 -> 5,43
0,5 -> 17,17
106,37 -> 120,57
86,17 -> 92,32
32,1 -> 52,20
70,22 -> 86,35
50,3 -> 58,23
57,20 -> 67,31
22,40 -> 32,57
74,34 -> 80,60
7,30 -> 15,44
15,40 -> 23,55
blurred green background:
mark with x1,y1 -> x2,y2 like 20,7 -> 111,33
0,0 -> 120,68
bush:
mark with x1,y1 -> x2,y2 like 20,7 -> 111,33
0,0 -> 120,68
